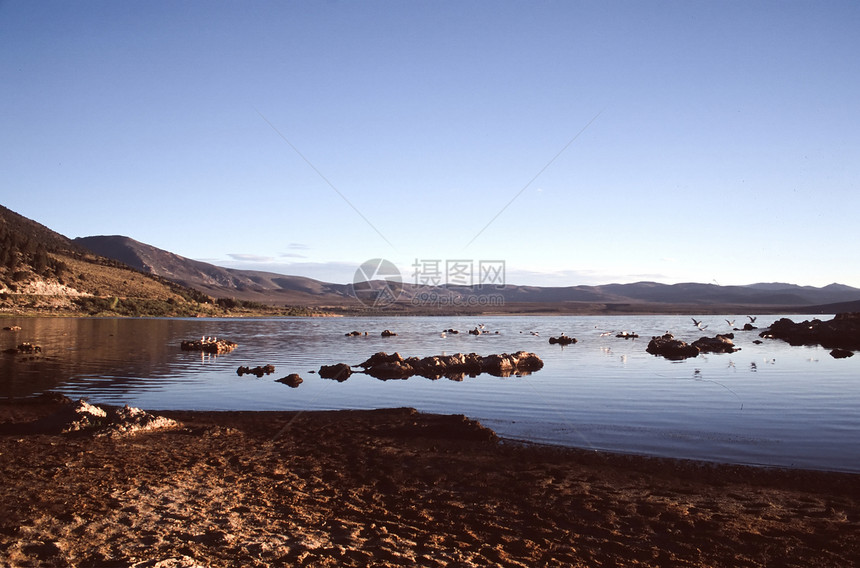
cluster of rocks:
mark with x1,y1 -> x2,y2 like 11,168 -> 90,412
549,335 -> 577,345
351,351 -> 545,380
345,331 -> 368,337
646,333 -> 739,360
3,342 -> 42,354
236,364 -> 275,377
760,313 -> 860,353
180,338 -> 238,354
468,328 -> 500,335
23,399 -> 179,437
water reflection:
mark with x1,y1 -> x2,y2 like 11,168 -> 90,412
1,314 -> 858,471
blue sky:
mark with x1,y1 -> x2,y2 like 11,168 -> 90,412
2,1 -> 858,288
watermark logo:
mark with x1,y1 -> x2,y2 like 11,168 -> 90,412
412,259 -> 506,288
411,258 -> 506,308
352,258 -> 507,309
351,258 -> 403,307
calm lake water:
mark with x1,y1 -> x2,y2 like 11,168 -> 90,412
2,314 -> 858,472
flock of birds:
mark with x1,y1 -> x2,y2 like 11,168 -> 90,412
435,316 -> 760,341
692,315 -> 756,331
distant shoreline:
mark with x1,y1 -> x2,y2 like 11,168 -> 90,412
0,301 -> 840,319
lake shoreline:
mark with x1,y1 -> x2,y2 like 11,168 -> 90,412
1,400 -> 858,567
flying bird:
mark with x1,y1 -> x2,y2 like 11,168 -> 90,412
692,318 -> 708,330
748,316 -> 757,323
726,319 -> 735,327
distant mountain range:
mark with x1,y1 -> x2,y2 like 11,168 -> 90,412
3,202 -> 859,315
73,234 -> 860,313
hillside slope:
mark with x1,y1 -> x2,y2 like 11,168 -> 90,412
0,205 -> 213,316
74,236 -> 355,305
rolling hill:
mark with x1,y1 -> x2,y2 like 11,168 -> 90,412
0,205 -> 256,316
73,234 -> 860,313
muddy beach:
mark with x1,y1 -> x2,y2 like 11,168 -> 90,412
1,399 -> 858,567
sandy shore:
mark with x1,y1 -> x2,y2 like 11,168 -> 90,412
1,399 -> 858,567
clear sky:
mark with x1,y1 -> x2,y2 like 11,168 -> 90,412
2,1 -> 858,288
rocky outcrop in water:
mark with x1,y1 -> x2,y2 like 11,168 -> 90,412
548,335 -> 577,345
691,333 -> 739,354
180,338 -> 237,354
646,334 -> 700,360
381,330 -> 397,337
276,374 -> 304,387
4,342 -> 42,354
319,363 -> 353,381
647,332 -> 740,359
761,313 -> 860,351
356,351 -> 544,380
237,364 -> 275,377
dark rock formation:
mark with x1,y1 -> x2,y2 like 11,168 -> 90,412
742,323 -> 758,331
760,313 -> 860,351
319,363 -> 353,381
615,332 -> 639,339
548,335 -> 577,345
830,349 -> 854,359
237,364 -> 275,378
276,373 -> 304,387
646,334 -> 700,360
181,338 -> 237,354
692,334 -> 739,354
356,351 -> 544,380
4,342 -> 42,355
444,329 -> 460,334
2,325 -> 21,331
345,331 -> 367,337
381,330 -> 397,337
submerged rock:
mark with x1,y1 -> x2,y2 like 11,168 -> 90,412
830,348 -> 854,359
549,335 -> 577,345
381,329 -> 397,337
615,331 -> 639,339
319,363 -> 353,381
646,334 -> 700,360
180,338 -> 237,354
4,342 -> 42,355
237,364 -> 275,377
276,373 -> 304,387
